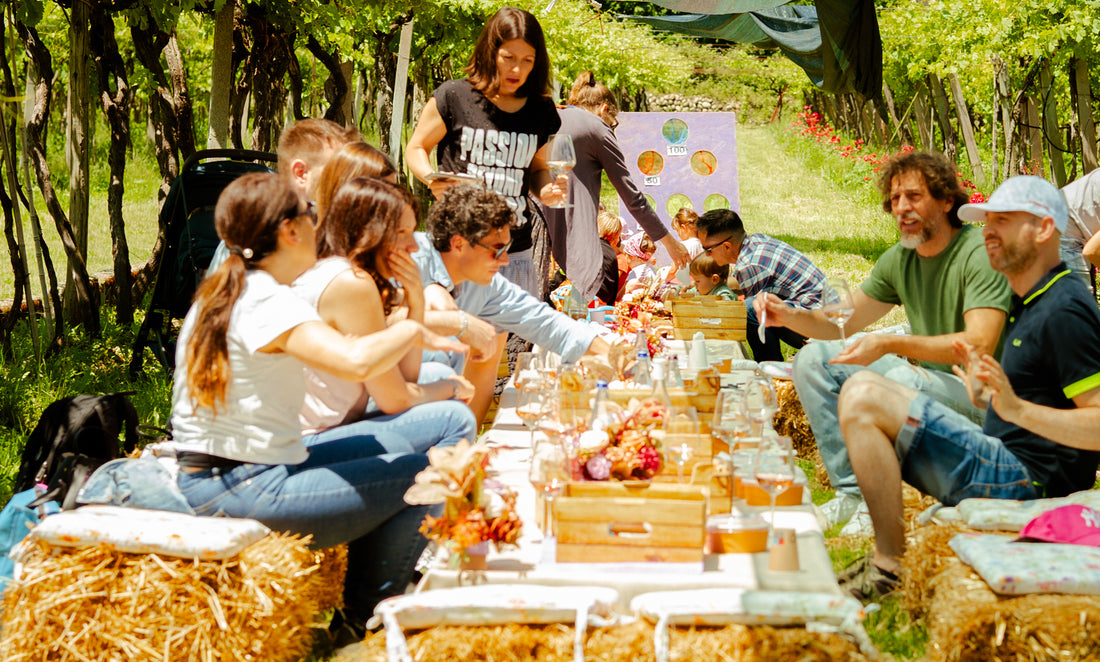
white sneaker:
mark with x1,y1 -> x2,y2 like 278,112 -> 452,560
838,501 -> 874,537
818,493 -> 862,528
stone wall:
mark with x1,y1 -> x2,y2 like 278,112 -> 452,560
648,93 -> 741,114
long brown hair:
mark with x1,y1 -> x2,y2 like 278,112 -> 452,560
185,172 -> 301,412
320,177 -> 418,316
311,141 -> 397,232
465,7 -> 551,99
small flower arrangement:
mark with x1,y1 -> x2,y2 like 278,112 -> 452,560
403,440 -> 522,562
576,399 -> 665,481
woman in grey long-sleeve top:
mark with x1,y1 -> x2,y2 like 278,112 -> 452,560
541,72 -> 689,302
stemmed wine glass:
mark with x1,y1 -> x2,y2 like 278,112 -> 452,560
743,375 -> 778,438
516,378 -> 549,448
711,388 -> 750,510
752,435 -> 796,545
545,134 -> 576,209
528,435 -> 570,542
822,276 -> 855,346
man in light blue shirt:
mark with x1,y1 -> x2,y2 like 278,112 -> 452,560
414,185 -> 612,422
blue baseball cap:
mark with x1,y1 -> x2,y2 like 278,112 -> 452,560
958,175 -> 1069,233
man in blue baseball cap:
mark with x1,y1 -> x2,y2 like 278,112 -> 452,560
835,175 -> 1100,602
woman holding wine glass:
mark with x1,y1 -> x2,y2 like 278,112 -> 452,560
541,71 -> 689,305
406,6 -> 565,298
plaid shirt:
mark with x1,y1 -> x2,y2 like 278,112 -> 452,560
734,233 -> 825,310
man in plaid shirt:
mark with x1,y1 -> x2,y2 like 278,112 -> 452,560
696,208 -> 826,361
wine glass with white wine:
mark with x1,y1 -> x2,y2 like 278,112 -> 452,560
822,276 -> 855,346
544,134 -> 576,209
752,435 -> 796,545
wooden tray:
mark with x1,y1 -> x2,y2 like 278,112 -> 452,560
669,296 -> 747,341
554,481 -> 706,563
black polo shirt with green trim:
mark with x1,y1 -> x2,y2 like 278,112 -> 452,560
982,264 -> 1100,497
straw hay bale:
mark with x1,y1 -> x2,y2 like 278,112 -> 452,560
1,533 -> 331,661
773,380 -> 831,489
901,522 -> 975,615
353,620 -> 870,661
311,543 -> 348,612
924,561 -> 1100,662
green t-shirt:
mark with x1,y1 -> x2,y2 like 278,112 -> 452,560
861,225 -> 1013,371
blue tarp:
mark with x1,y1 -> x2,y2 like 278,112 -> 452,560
623,0 -> 882,98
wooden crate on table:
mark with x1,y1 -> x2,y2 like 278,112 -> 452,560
669,296 -> 747,341
652,431 -> 715,481
554,481 -> 706,563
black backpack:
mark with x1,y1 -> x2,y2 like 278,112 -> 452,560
14,393 -> 139,511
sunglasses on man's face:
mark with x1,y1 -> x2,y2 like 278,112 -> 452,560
475,237 -> 512,260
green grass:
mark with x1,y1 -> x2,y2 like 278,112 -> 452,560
0,123 -> 163,302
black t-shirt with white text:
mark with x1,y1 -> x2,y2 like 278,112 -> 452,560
433,79 -> 561,253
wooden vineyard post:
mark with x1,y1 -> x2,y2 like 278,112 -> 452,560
1026,95 -> 1045,177
1039,60 -> 1068,187
995,58 -> 1017,179
928,74 -> 958,161
1071,54 -> 1098,173
948,74 -> 986,188
913,88 -> 934,151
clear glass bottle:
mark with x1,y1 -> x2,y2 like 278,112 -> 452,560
668,354 -> 686,389
632,351 -> 653,388
589,379 -> 615,431
648,358 -> 674,412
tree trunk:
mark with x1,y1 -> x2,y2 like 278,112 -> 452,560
881,82 -> 908,145
91,3 -> 135,325
242,5 -> 293,152
65,0 -> 93,328
1039,60 -> 1067,187
306,35 -> 349,125
948,74 -> 986,188
131,19 -> 180,202
21,64 -> 60,344
372,29 -> 397,153
1071,54 -> 1097,174
18,23 -> 99,336
207,0 -> 234,149
928,74 -> 957,161
164,34 -> 196,161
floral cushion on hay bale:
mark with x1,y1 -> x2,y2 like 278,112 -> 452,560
950,533 -> 1100,596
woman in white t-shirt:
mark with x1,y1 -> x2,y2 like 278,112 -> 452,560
170,172 -> 466,637
294,172 -> 477,450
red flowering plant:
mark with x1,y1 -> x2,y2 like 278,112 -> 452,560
404,440 -> 522,563
575,399 -> 665,481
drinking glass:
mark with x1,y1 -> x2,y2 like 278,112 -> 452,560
663,406 -> 699,483
743,375 -> 778,437
822,276 -> 855,346
514,352 -> 541,392
752,436 -> 796,545
516,379 -> 548,448
528,435 -> 570,540
545,134 -> 576,209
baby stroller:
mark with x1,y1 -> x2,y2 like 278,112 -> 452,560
129,149 -> 276,377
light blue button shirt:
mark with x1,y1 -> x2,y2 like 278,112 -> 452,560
412,232 -> 598,362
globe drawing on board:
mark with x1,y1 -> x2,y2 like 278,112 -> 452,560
638,150 -> 664,176
666,193 -> 693,219
662,118 -> 689,145
691,151 -> 718,176
704,193 -> 730,211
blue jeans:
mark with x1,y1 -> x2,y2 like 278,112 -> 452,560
895,394 -> 1038,505
744,295 -> 808,362
1060,236 -> 1092,287
793,341 -> 982,498
306,399 -> 476,454
177,436 -> 432,623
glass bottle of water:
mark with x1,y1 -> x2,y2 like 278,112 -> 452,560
589,380 -> 615,431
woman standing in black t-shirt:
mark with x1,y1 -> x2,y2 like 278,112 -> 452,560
406,6 -> 564,299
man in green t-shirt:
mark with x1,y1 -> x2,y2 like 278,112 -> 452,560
754,151 -> 1013,534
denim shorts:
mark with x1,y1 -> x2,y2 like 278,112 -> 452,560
895,394 -> 1038,506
